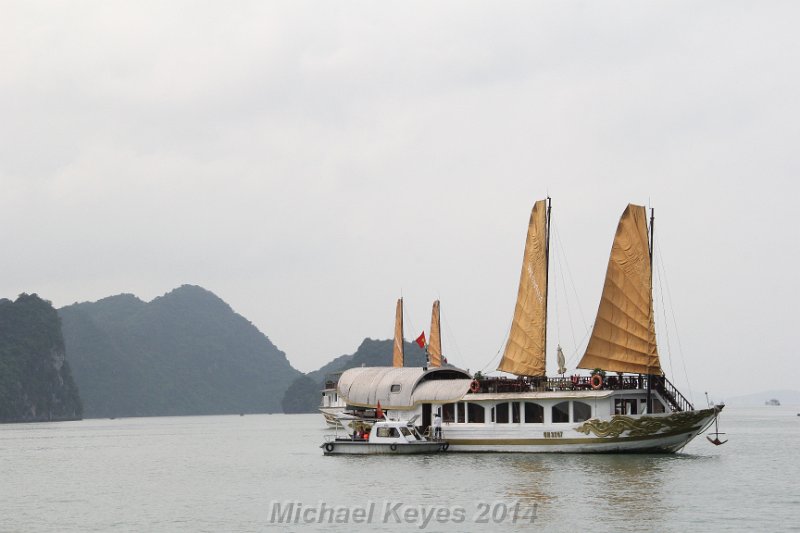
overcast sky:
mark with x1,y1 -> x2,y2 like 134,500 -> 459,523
2,1 -> 798,399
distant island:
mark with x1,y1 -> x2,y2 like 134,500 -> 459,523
0,294 -> 83,422
59,285 -> 302,418
5,283 -> 436,421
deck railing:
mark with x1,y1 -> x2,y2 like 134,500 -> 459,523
654,375 -> 694,412
471,374 -> 695,412
472,375 -> 648,394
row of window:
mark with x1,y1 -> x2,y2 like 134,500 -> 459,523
613,398 -> 666,415
441,401 -> 592,424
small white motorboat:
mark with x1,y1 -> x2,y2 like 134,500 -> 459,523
321,415 -> 448,456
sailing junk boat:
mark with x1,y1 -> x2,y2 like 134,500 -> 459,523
319,371 -> 347,428
335,200 -> 722,452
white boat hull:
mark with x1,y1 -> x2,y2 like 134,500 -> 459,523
443,408 -> 718,453
322,441 -> 447,455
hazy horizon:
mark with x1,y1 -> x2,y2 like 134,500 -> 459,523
42,281 -> 797,403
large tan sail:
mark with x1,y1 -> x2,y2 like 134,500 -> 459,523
578,204 -> 661,375
429,300 -> 442,367
393,298 -> 404,367
497,199 -> 549,376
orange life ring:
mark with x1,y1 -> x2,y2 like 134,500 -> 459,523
469,380 -> 481,393
590,374 -> 603,390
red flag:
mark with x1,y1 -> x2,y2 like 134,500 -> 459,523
415,331 -> 426,348
376,401 -> 384,419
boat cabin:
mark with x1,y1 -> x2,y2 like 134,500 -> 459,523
367,420 -> 426,444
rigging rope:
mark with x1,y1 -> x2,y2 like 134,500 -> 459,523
480,327 -> 510,374
653,244 -> 676,386
555,236 -> 578,353
655,239 -> 694,405
553,224 -> 590,335
566,326 -> 592,366
550,222 -> 592,370
552,239 -> 561,351
403,302 -> 419,349
479,307 -> 514,374
440,307 -> 464,366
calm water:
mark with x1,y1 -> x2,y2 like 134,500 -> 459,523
1,406 -> 798,532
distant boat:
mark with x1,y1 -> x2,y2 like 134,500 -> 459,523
336,200 -> 722,453
765,399 -> 781,406
320,371 -> 347,428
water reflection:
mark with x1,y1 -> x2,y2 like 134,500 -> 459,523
489,454 -> 696,530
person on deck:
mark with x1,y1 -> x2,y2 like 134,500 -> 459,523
433,411 -> 442,440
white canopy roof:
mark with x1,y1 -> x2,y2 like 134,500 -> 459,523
336,366 -> 473,410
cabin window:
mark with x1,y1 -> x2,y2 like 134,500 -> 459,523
511,401 -> 521,423
377,427 -> 399,438
552,401 -> 570,423
614,399 -> 638,415
457,402 -> 465,423
614,399 -> 624,415
467,403 -> 485,423
399,427 -> 413,437
442,403 -> 456,423
524,402 -> 543,423
390,384 -> 401,393
496,402 -> 510,423
573,401 -> 591,422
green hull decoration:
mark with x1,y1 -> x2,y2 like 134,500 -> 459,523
574,409 -> 714,438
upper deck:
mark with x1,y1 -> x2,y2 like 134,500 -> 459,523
470,374 -> 694,412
